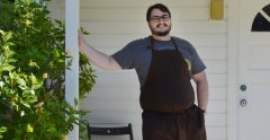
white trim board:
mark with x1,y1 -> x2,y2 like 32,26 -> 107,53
227,0 -> 240,140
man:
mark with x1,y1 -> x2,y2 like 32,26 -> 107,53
79,3 -> 208,140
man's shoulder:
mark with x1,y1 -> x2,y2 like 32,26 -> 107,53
172,36 -> 197,55
171,36 -> 192,47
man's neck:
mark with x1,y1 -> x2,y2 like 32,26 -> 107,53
152,34 -> 171,41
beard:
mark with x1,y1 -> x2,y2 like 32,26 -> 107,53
150,24 -> 171,36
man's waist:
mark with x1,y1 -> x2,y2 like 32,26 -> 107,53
142,104 -> 196,117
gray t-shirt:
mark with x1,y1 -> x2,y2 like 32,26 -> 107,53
112,36 -> 206,87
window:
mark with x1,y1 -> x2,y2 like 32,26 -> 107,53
251,4 -> 270,32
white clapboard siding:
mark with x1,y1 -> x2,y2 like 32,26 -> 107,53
80,8 -> 212,22
54,4 -> 228,21
48,0 -> 229,140
57,0 -> 230,9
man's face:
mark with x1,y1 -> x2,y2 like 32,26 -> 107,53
148,8 -> 171,36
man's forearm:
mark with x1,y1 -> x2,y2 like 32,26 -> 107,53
197,79 -> 209,112
79,36 -> 122,71
192,71 -> 209,112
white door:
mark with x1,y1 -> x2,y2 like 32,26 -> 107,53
238,0 -> 270,140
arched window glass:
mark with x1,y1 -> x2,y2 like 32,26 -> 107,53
251,4 -> 270,32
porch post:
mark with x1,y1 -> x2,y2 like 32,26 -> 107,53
65,0 -> 80,140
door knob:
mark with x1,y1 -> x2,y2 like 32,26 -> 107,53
240,98 -> 248,107
240,84 -> 247,91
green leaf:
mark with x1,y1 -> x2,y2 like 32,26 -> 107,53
16,77 -> 27,87
30,74 -> 43,89
0,65 -> 15,72
28,60 -> 40,69
3,32 -> 12,42
24,94 -> 38,103
26,124 -> 34,133
0,30 -> 4,35
20,100 -> 31,108
0,81 -> 4,88
0,127 -> 7,133
30,74 -> 38,84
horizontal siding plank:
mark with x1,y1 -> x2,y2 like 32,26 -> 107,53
78,0 -> 211,8
86,111 -> 141,123
198,47 -> 227,60
89,87 -> 139,99
209,88 -> 226,100
79,0 -> 228,8
207,74 -> 227,88
181,34 -> 227,48
205,60 -> 227,74
207,127 -> 226,140
206,114 -> 226,126
207,100 -> 226,113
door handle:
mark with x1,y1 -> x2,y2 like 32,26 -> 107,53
240,84 -> 247,91
240,98 -> 248,107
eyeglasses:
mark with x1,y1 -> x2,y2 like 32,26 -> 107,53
150,15 -> 170,22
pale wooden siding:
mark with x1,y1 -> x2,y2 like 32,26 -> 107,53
48,0 -> 229,140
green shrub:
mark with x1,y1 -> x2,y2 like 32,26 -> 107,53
0,0 -> 95,139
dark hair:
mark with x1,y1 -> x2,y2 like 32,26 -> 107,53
146,3 -> 171,22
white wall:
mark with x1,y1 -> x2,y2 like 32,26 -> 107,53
48,0 -> 229,140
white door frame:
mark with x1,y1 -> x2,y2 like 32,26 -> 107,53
227,0 -> 240,140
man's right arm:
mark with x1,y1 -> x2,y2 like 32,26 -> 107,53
78,34 -> 122,71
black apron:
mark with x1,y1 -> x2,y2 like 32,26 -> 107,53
140,36 -> 207,140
